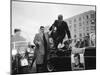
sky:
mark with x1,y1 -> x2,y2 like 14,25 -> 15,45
12,1 -> 95,43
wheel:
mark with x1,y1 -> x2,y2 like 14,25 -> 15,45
47,61 -> 55,72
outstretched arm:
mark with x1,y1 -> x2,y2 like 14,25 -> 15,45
49,20 -> 57,31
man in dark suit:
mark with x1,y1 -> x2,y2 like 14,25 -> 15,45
33,26 -> 49,73
49,15 -> 71,49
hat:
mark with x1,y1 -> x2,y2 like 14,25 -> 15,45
14,29 -> 21,33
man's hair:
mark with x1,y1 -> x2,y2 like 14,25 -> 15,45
40,26 -> 44,29
74,53 -> 80,60
58,14 -> 63,20
14,29 -> 21,33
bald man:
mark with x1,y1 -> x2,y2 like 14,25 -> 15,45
49,15 -> 71,49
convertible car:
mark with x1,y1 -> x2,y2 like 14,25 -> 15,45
46,46 -> 96,72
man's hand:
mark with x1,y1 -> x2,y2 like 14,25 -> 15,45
35,41 -> 41,48
35,40 -> 40,44
48,31 -> 52,35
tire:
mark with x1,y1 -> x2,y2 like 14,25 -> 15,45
47,61 -> 55,72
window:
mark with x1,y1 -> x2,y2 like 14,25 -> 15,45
91,26 -> 95,30
69,20 -> 72,24
83,33 -> 85,37
79,17 -> 81,21
69,25 -> 71,29
79,23 -> 82,27
74,34 -> 76,38
79,23 -> 82,29
79,33 -> 82,37
83,16 -> 85,19
83,21 -> 85,25
86,27 -> 89,31
74,39 -> 76,43
74,24 -> 76,28
74,18 -> 76,22
91,19 -> 95,24
91,14 -> 95,18
87,21 -> 89,24
69,26 -> 71,30
74,29 -> 76,32
86,15 -> 89,19
83,26 -> 85,30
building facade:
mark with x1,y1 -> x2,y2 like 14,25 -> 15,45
64,10 -> 96,46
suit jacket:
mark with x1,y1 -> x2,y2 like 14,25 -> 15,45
34,32 -> 49,64
49,20 -> 71,39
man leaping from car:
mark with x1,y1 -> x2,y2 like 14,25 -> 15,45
49,14 -> 71,49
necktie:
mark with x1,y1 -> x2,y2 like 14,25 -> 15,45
43,33 -> 47,65
43,33 -> 47,48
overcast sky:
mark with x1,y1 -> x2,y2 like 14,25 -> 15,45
12,1 -> 95,43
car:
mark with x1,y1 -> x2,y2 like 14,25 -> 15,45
46,46 -> 96,72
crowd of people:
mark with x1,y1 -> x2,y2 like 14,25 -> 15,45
12,14 -> 72,73
12,14 -> 95,73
